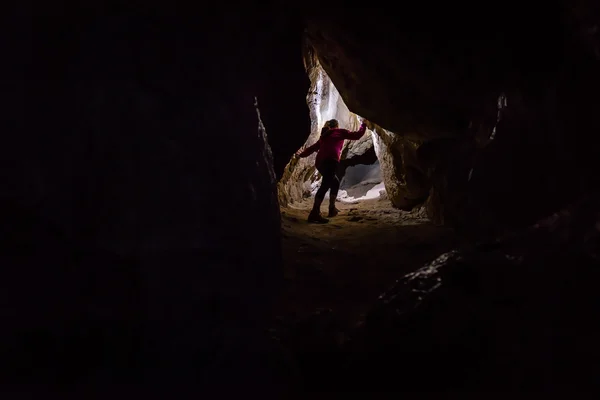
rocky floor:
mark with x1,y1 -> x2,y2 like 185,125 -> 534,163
272,195 -> 600,393
277,196 -> 458,331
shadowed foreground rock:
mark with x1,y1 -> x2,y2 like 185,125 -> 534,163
342,194 -> 600,391
0,4 -> 307,394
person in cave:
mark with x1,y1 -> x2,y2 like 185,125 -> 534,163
295,118 -> 368,223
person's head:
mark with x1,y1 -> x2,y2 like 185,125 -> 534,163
320,120 -> 333,137
320,119 -> 339,138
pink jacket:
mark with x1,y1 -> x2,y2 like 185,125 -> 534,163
299,122 -> 367,166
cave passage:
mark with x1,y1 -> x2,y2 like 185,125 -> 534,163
278,195 -> 458,330
276,50 -> 457,331
278,53 -> 392,210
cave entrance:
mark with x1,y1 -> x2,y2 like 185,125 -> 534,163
275,45 -> 456,330
278,49 -> 389,210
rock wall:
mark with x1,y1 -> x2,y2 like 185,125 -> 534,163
305,3 -> 600,234
0,4 -> 307,392
370,126 -> 430,210
343,192 -> 600,391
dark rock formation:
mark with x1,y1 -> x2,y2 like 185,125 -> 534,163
342,193 -> 600,391
0,3 -> 307,393
370,125 -> 430,210
305,2 -> 600,233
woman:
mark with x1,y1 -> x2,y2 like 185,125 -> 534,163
295,118 -> 368,223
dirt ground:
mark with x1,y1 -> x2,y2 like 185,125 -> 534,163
278,196 -> 459,330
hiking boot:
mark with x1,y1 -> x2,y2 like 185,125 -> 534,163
328,207 -> 340,218
308,211 -> 329,224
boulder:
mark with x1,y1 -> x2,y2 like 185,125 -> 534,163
344,194 -> 600,391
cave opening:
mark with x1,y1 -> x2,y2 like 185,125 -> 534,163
278,47 -> 407,212
275,44 -> 459,361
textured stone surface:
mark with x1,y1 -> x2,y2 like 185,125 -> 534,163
305,3 -> 600,232
0,4 -> 306,392
371,125 -> 430,210
343,130 -> 373,160
278,48 -> 433,210
342,193 -> 600,391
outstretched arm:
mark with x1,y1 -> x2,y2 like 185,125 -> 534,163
296,139 -> 321,158
342,121 -> 368,140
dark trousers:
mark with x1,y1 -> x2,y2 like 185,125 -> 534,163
315,159 -> 340,206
